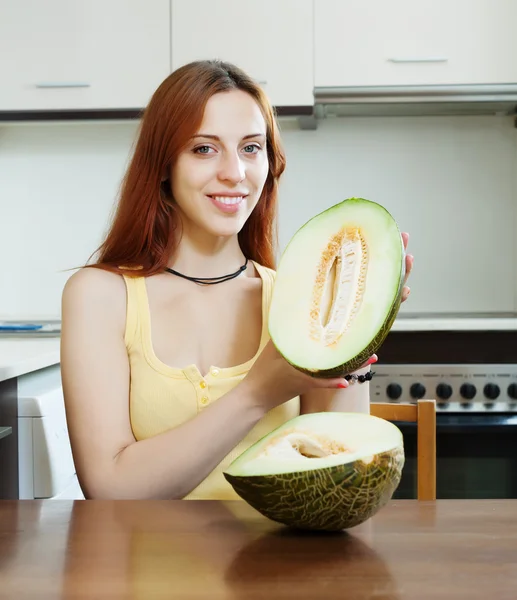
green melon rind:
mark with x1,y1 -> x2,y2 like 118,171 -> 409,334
270,197 -> 405,379
223,446 -> 404,532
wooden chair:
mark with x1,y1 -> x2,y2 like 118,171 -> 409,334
370,399 -> 437,501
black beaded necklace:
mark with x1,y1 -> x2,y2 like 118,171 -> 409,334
164,258 -> 249,286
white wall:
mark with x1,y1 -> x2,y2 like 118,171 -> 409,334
278,115 -> 517,316
0,121 -> 138,319
1,114 -> 516,319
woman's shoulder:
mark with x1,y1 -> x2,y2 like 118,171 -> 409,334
63,265 -> 126,295
62,266 -> 128,327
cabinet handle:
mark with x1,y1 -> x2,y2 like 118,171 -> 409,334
35,82 -> 91,89
387,57 -> 448,63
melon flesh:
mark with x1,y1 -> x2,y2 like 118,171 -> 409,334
269,197 -> 405,377
224,412 -> 404,531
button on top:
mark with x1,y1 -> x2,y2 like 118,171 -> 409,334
211,368 -> 219,377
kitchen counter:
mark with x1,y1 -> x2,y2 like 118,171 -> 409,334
392,314 -> 517,331
0,338 -> 60,382
0,499 -> 515,599
0,314 -> 515,383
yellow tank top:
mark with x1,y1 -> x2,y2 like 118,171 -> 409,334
122,260 -> 300,500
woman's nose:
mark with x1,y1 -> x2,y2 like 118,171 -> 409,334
218,152 -> 245,183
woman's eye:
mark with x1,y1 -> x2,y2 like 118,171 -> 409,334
193,144 -> 261,155
243,144 -> 260,154
194,145 -> 213,154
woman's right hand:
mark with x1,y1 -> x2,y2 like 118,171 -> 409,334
243,339 -> 375,412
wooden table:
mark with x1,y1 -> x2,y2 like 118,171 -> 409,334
0,499 -> 515,599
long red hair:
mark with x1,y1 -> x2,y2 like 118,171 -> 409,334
89,60 -> 286,276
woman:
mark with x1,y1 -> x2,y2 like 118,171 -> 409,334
61,60 -> 413,501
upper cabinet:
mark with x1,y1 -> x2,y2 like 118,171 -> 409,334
2,1 -> 516,119
0,0 -> 171,112
314,0 -> 517,88
170,0 -> 314,108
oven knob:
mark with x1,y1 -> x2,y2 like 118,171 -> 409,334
410,383 -> 426,399
460,383 -> 476,400
436,383 -> 453,400
386,383 -> 402,400
484,383 -> 500,400
507,383 -> 517,399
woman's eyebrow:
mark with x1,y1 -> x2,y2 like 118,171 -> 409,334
191,133 -> 266,141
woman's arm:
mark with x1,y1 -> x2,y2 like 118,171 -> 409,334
299,365 -> 372,415
61,268 -> 269,500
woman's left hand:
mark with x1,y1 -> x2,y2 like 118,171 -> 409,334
401,232 -> 413,303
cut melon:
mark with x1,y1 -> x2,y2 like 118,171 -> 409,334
224,412 -> 404,531
269,197 -> 405,377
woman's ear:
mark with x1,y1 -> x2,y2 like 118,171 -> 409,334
160,179 -> 172,197
161,162 -> 171,183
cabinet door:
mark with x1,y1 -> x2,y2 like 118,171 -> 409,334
315,0 -> 517,87
0,0 -> 171,111
171,0 -> 313,107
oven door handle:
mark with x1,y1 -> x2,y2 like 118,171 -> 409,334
391,413 -> 517,433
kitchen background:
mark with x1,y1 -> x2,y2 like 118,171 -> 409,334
1,0 -> 517,319
1,113 -> 517,319
1,0 -> 517,502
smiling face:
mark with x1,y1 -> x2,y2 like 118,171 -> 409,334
170,89 -> 269,240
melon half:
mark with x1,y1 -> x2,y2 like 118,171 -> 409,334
224,412 -> 404,531
268,197 -> 405,377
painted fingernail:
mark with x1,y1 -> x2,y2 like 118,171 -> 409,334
367,356 -> 378,365
337,382 -> 348,389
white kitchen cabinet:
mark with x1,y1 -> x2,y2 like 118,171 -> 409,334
170,0 -> 314,108
0,0 -> 171,111
315,0 -> 517,88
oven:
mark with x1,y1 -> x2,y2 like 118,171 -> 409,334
371,326 -> 517,500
